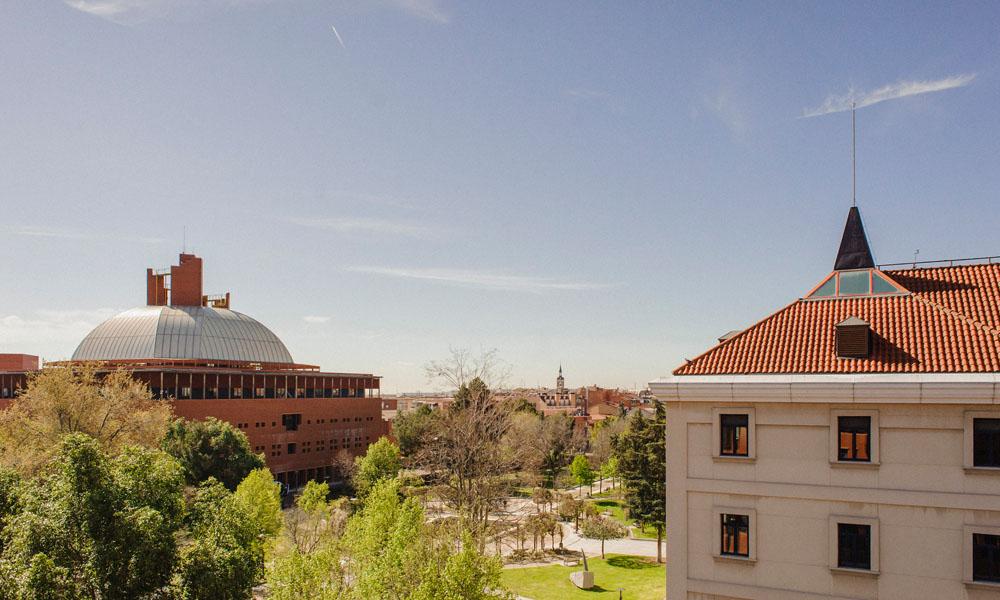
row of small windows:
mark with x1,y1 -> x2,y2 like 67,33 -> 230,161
234,414 -> 372,431
714,408 -> 1000,469
257,438 -> 369,458
152,386 -> 368,400
715,510 -> 1000,584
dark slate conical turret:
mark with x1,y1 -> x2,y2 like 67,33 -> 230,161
834,207 -> 875,270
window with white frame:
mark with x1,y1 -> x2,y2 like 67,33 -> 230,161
829,516 -> 878,574
829,409 -> 879,465
965,525 -> 1000,587
712,408 -> 755,460
712,507 -> 756,561
965,411 -> 1000,470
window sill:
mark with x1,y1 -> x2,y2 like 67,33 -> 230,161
964,466 -> 1000,474
965,580 -> 1000,591
830,567 -> 878,578
713,554 -> 756,564
830,461 -> 880,469
713,456 -> 756,463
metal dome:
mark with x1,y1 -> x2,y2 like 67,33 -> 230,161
71,305 -> 294,365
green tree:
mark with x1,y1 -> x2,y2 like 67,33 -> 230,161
162,417 -> 265,490
266,480 -> 348,600
233,468 -> 283,543
613,401 -> 666,563
569,454 -> 595,498
267,545 -> 343,600
414,531 -> 509,600
580,516 -> 627,558
342,478 -> 510,600
600,456 -> 619,490
536,415 -> 576,488
0,434 -> 185,599
392,404 -> 437,457
178,478 -> 266,600
353,437 -> 402,500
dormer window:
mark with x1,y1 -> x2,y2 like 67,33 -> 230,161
836,317 -> 871,358
807,269 -> 906,299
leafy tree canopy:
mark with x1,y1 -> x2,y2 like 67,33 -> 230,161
162,417 -> 265,490
353,437 -> 401,500
0,434 -> 185,600
392,404 -> 437,457
0,367 -> 172,474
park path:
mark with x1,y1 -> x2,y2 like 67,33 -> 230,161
558,521 -> 662,559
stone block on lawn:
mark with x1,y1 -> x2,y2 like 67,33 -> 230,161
569,570 -> 594,589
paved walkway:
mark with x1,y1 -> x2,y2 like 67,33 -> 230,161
558,521 -> 662,559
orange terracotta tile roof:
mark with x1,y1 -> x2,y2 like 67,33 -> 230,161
674,263 -> 1000,375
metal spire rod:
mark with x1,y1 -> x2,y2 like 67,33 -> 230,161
852,101 -> 856,208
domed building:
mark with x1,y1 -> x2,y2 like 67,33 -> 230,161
4,253 -> 384,492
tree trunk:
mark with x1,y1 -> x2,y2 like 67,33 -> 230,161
601,539 -> 605,559
656,527 -> 663,563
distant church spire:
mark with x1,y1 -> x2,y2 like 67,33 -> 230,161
834,206 -> 875,270
556,365 -> 565,391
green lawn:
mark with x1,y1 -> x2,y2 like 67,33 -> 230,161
593,499 -> 627,524
590,499 -> 661,541
501,554 -> 664,600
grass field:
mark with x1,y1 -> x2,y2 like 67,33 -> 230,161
590,499 -> 661,541
501,554 -> 664,600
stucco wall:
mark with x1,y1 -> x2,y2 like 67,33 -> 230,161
667,400 -> 1000,600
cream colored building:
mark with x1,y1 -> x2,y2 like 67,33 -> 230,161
651,208 -> 1000,600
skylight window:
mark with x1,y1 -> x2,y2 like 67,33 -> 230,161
806,269 -> 907,300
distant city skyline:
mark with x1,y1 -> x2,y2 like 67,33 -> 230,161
2,2 -> 999,390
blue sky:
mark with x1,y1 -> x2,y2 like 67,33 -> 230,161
2,1 -> 999,392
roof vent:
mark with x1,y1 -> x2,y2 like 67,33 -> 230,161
717,330 -> 742,343
836,317 -> 871,359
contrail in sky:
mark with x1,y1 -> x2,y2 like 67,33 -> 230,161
330,24 -> 346,49
801,73 -> 975,118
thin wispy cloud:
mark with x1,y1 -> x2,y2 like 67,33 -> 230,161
347,266 -> 614,293
303,315 -> 331,324
330,25 -> 346,49
703,88 -> 748,136
10,226 -> 163,244
286,217 -> 438,238
386,0 -> 450,24
66,0 -> 451,26
802,74 -> 976,118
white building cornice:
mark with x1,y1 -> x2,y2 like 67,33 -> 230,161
649,373 -> 1000,404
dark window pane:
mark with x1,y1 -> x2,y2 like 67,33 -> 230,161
282,414 -> 302,432
973,533 -> 1000,582
838,416 -> 872,462
973,419 -> 1000,468
720,414 -> 749,457
837,523 -> 871,570
721,514 -> 750,557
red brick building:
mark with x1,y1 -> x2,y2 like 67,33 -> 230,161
2,254 -> 384,490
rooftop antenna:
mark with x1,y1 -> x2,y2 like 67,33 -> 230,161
852,101 -> 857,208
912,249 -> 920,268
